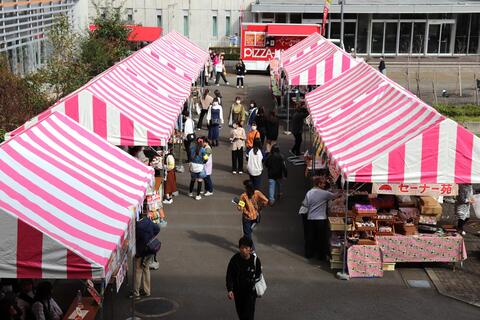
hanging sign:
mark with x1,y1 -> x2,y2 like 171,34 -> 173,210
115,255 -> 128,293
328,159 -> 341,182
372,183 -> 458,196
322,0 -> 332,36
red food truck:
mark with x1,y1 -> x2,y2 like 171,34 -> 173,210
240,23 -> 321,71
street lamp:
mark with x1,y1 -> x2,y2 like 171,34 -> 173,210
339,0 -> 345,49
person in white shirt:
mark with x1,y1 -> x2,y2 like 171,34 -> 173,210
247,138 -> 263,190
206,98 -> 224,147
183,112 -> 195,162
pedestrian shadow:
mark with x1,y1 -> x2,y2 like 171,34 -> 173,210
187,230 -> 237,253
212,162 -> 236,173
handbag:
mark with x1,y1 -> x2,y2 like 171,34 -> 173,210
211,118 -> 221,125
254,256 -> 267,297
146,238 -> 161,254
189,162 -> 204,173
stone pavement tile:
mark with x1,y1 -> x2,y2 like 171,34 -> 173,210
427,233 -> 480,308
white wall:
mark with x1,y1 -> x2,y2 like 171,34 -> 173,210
88,0 -> 255,48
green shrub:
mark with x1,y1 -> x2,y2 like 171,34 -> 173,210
209,46 -> 240,61
433,104 -> 480,122
0,128 -> 5,143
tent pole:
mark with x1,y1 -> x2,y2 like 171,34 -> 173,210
131,253 -> 136,320
286,85 -> 290,134
336,180 -> 350,280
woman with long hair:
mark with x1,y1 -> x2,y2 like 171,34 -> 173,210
247,138 -> 264,190
189,138 -> 208,200
206,97 -> 224,146
198,89 -> 213,130
230,121 -> 246,174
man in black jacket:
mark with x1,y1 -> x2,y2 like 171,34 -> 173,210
226,237 -> 262,320
132,211 -> 160,299
265,145 -> 287,206
290,106 -> 308,156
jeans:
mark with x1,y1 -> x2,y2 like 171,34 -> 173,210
232,148 -> 244,172
268,178 -> 280,203
184,139 -> 192,162
236,76 -> 244,86
242,218 -> 255,243
250,174 -> 262,190
204,175 -> 213,192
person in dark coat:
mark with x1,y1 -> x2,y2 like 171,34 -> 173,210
236,60 -> 246,88
264,145 -> 287,205
132,211 -> 160,299
265,110 -> 279,153
290,107 -> 308,156
226,236 -> 262,320
378,56 -> 386,75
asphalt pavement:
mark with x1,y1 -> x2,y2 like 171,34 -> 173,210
112,74 -> 480,320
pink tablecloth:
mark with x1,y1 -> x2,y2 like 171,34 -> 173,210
377,234 -> 467,263
347,245 -> 383,278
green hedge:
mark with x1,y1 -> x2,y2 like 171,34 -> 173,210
0,128 -> 5,143
209,46 -> 240,61
433,104 -> 480,122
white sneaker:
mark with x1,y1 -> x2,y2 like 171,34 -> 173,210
226,82 -> 230,85
195,195 -> 202,200
236,86 -> 239,88
204,191 -> 213,196
200,190 -> 205,195
232,171 -> 237,175
461,230 -> 466,236
216,84 -> 220,86
238,171 -> 243,175
163,199 -> 173,204
188,192 -> 193,197
241,86 -> 244,88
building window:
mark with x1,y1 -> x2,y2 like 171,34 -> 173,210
226,16 -> 231,36
212,16 -> 218,37
127,8 -> 133,23
183,14 -> 189,37
156,9 -> 162,27
399,22 -> 413,54
261,12 -> 274,23
356,14 -> 368,54
427,22 -> 453,54
275,13 -> 286,23
468,14 -> 479,54
290,13 -> 302,24
412,22 -> 426,54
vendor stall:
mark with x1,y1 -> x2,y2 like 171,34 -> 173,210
5,31 -> 209,146
0,112 -> 153,315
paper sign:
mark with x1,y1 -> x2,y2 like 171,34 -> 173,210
372,183 -> 458,196
87,284 -> 102,306
328,160 -> 341,182
115,255 -> 128,293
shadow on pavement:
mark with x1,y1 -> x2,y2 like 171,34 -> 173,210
187,230 -> 237,253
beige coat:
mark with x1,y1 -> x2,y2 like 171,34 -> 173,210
230,127 -> 246,150
201,94 -> 214,110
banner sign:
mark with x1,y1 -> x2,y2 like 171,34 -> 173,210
372,183 -> 458,196
322,0 -> 332,36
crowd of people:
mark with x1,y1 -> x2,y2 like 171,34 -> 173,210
204,50 -> 247,89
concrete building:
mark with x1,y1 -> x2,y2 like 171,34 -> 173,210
90,0 -> 255,48
0,0 -> 88,75
252,0 -> 480,57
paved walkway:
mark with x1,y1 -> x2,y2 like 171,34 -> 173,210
109,74 -> 480,320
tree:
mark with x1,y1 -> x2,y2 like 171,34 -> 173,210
36,14 -> 88,102
81,3 -> 131,78
0,56 -> 49,141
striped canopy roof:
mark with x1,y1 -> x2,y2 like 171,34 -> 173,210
0,112 -> 153,281
281,33 -> 357,86
306,62 -> 448,182
6,31 -> 209,146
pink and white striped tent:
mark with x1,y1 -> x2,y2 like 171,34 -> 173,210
281,33 -> 357,85
306,61 -> 449,182
6,31 -> 209,146
0,112 -> 153,281
351,119 -> 480,183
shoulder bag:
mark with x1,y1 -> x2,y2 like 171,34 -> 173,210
146,238 -> 162,254
254,255 -> 267,297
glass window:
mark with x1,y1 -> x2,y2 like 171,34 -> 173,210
303,13 -> 322,20
469,14 -> 479,54
344,22 -> 356,52
373,14 -> 399,19
356,14 -> 368,53
262,12 -> 274,19
412,22 -> 426,54
329,22 -> 340,40
157,15 -> 162,27
399,22 -> 412,53
275,13 -> 286,23
212,16 -> 218,37
290,13 -> 302,24
371,22 -> 384,53
428,24 -> 440,53
455,14 -> 469,54
183,15 -> 189,37
384,22 -> 398,53
226,16 -> 231,36
440,23 -> 452,53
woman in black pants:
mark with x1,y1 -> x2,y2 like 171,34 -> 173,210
235,60 -> 246,88
230,121 -> 246,174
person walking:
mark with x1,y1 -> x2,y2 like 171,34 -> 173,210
246,123 -> 261,156
32,282 -> 63,320
226,236 -> 262,320
189,138 -> 208,200
206,97 -> 224,147
290,107 -> 308,156
198,89 -> 214,130
131,210 -> 160,299
203,139 -> 214,197
254,107 -> 266,147
247,139 -> 264,190
265,110 -> 279,153
230,121 -> 246,174
163,146 -> 177,204
237,181 -> 268,244
378,56 -> 386,75
183,112 -> 195,163
264,145 -> 287,206
246,101 -> 258,133
215,55 -> 229,86
456,184 -> 474,235
300,176 -> 340,260
229,97 -> 246,127
236,60 -> 246,88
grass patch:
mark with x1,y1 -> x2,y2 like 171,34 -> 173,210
433,104 -> 480,123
